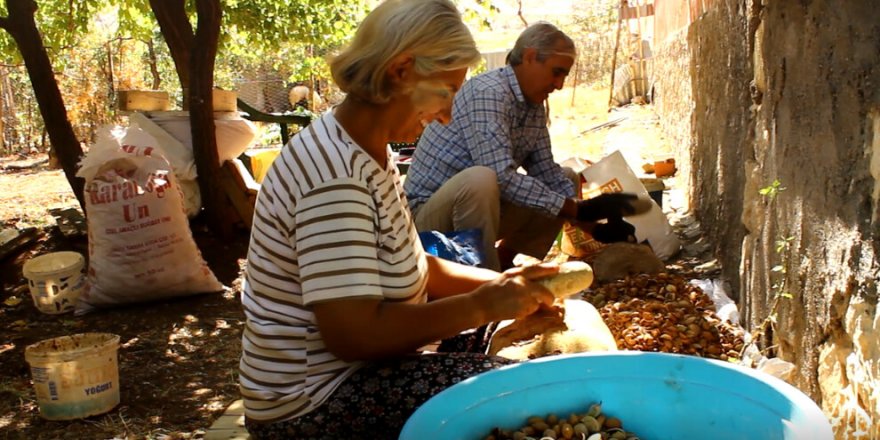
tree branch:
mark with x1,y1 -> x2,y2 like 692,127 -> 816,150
2,0 -> 85,209
516,0 -> 528,27
148,0 -> 193,99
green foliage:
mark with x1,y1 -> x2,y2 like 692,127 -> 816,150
254,122 -> 283,148
458,0 -> 501,31
469,57 -> 489,76
0,1 -> 94,64
738,180 -> 795,362
221,0 -> 367,81
759,179 -> 786,198
115,0 -> 156,41
0,0 -> 371,153
774,235 -> 793,255
771,236 -> 794,300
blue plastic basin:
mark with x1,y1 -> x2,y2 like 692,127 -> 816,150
400,352 -> 832,440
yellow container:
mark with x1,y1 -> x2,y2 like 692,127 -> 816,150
22,251 -> 86,314
25,333 -> 121,420
249,149 -> 281,183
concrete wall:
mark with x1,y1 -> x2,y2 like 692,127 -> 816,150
652,1 -> 880,437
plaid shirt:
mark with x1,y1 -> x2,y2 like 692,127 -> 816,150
404,66 -> 575,217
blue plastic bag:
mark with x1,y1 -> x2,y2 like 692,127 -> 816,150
418,229 -> 486,267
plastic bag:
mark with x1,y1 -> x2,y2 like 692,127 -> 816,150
489,299 -> 617,360
418,229 -> 485,267
560,221 -> 606,262
580,150 -> 681,260
757,357 -> 796,382
690,278 -> 740,325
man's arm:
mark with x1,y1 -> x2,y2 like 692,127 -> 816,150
456,86 -> 568,217
519,126 -> 581,220
521,126 -> 577,200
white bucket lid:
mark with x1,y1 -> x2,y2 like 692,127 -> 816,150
23,251 -> 84,279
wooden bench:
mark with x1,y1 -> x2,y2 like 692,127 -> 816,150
204,399 -> 250,440
236,98 -> 312,146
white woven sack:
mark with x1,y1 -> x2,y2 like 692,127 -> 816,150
127,115 -> 201,217
75,126 -> 223,314
127,113 -> 256,218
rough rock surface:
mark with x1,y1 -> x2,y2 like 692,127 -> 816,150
652,1 -> 880,437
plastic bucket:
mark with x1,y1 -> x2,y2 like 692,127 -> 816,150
22,251 -> 86,314
24,333 -> 121,420
248,148 -> 282,183
653,158 -> 676,177
400,352 -> 833,440
640,177 -> 665,208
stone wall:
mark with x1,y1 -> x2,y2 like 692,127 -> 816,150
652,1 -> 880,437
652,30 -> 695,209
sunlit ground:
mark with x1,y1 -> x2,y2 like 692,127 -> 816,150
548,83 -> 673,172
547,83 -> 613,162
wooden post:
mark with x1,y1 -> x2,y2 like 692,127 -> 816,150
570,58 -> 580,108
634,0 -> 646,97
0,69 -> 5,154
608,0 -> 625,108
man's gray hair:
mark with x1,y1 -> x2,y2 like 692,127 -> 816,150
506,22 -> 576,66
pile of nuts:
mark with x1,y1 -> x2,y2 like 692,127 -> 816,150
584,272 -> 745,361
484,402 -> 639,440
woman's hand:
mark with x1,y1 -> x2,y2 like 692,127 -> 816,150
472,263 -> 559,322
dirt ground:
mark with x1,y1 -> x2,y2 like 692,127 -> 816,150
0,86 -> 693,439
0,158 -> 251,439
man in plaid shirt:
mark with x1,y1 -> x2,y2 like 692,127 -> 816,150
405,22 -> 643,271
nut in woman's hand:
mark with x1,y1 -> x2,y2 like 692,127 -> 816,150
534,261 -> 594,299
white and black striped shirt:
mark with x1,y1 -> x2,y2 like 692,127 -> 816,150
239,111 -> 429,423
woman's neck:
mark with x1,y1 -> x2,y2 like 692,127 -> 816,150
334,96 -> 399,166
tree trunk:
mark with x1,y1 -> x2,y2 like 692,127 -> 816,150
146,38 -> 162,90
105,40 -> 115,103
0,0 -> 84,210
148,0 -> 235,238
190,0 -> 232,237
3,68 -> 19,153
149,0 -> 192,109
0,69 -> 5,155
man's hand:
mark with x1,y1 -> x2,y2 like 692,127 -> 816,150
575,192 -> 648,222
591,217 -> 636,244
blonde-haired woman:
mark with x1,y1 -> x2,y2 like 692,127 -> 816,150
239,0 -> 558,438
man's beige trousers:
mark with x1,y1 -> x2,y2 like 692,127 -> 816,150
411,166 -> 579,271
